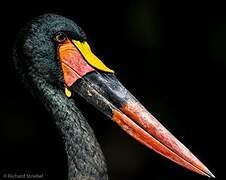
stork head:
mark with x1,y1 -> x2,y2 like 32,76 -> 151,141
13,14 -> 214,178
14,14 -> 87,87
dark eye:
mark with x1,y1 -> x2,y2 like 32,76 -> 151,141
54,32 -> 67,43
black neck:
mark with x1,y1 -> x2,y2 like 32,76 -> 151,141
30,76 -> 108,180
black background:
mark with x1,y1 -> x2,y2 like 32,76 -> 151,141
0,0 -> 223,179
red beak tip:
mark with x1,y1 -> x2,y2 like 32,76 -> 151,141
207,171 -> 216,178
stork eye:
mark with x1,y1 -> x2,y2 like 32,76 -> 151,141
54,32 -> 67,43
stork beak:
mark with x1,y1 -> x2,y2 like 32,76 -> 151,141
70,72 -> 215,178
57,38 -> 215,178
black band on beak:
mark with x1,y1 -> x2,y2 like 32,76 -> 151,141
70,71 -> 214,178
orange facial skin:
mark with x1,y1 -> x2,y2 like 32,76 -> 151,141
58,39 -> 95,87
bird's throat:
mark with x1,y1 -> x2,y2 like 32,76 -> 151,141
32,78 -> 108,180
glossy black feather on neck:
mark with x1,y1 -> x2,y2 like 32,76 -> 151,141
13,14 -> 108,180
31,76 -> 108,180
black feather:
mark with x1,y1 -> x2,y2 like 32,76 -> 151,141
13,14 -> 108,180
